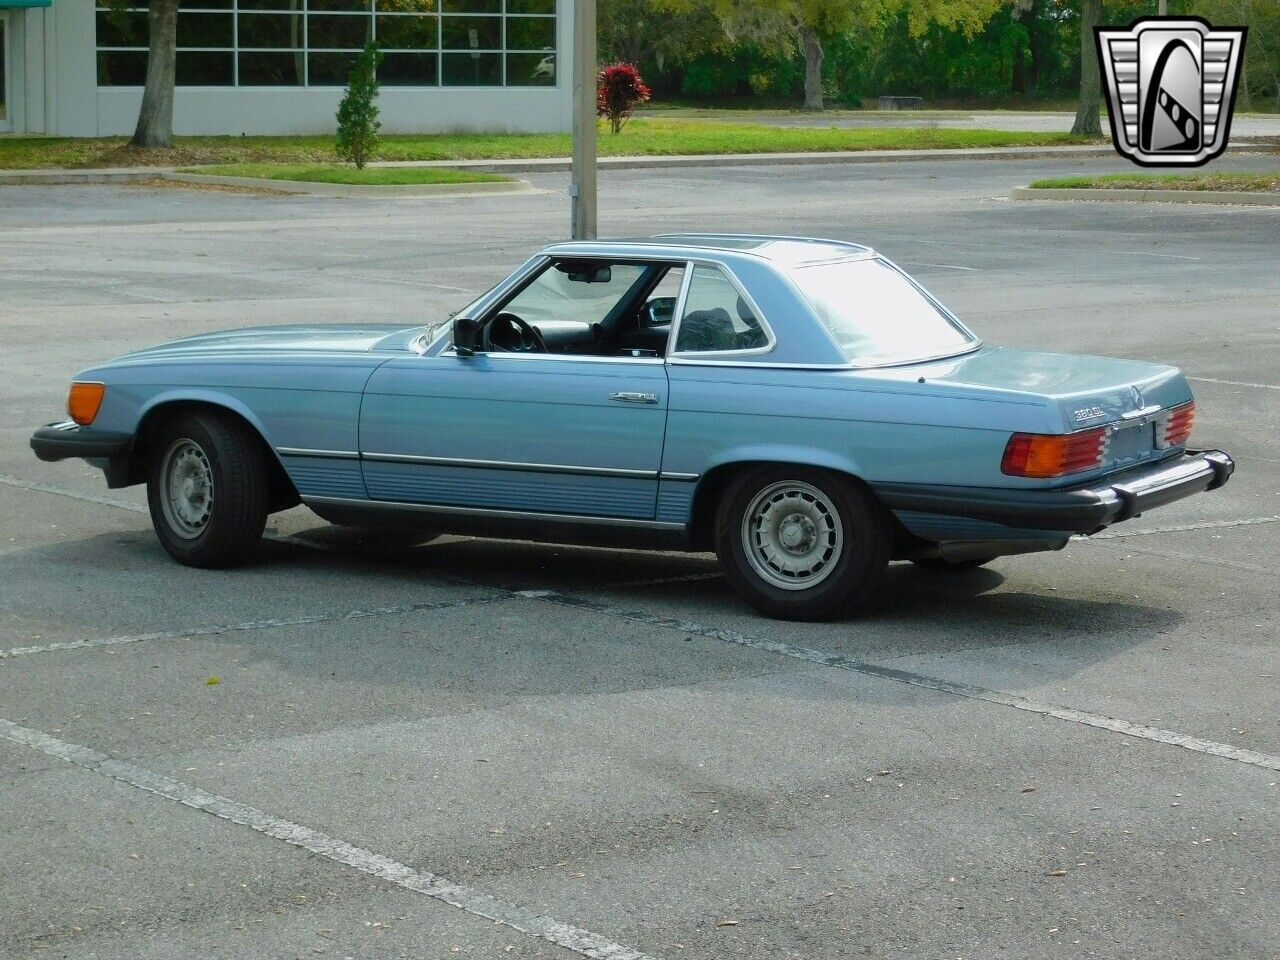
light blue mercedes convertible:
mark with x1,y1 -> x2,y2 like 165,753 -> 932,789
31,235 -> 1233,620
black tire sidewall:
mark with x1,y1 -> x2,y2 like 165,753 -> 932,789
146,412 -> 267,567
715,466 -> 891,621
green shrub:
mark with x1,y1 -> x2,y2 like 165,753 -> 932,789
335,41 -> 383,169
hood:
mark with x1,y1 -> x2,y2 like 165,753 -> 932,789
115,324 -> 422,362
865,346 -> 1191,432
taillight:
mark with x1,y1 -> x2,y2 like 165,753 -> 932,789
67,382 -> 106,426
1164,401 -> 1195,447
1001,426 -> 1108,478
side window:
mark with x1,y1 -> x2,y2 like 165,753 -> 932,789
674,265 -> 770,354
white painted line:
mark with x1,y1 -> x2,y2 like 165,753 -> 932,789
535,593 -> 1280,774
0,718 -> 655,960
1189,375 -> 1280,392
903,261 -> 981,272
1089,514 -> 1280,539
1112,249 -> 1203,262
0,594 -> 509,660
0,473 -> 145,513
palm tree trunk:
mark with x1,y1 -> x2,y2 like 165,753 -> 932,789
798,24 -> 824,111
1071,0 -> 1103,137
133,0 -> 178,148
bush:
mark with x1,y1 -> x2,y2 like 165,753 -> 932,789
336,41 -> 383,169
597,62 -> 652,134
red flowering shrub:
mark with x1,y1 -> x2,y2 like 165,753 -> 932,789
596,62 -> 652,134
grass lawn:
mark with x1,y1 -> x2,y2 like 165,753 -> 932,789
1030,172 -> 1280,192
185,163 -> 511,185
0,119 -> 1096,171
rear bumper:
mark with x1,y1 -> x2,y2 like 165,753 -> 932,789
30,420 -> 133,463
875,449 -> 1234,535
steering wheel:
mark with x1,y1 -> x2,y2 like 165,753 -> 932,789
482,312 -> 548,353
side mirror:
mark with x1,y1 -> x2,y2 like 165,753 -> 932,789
644,297 -> 677,328
453,316 -> 482,357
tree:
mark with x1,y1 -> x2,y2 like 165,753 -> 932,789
597,63 -> 653,133
1071,0 -> 1103,136
336,42 -> 384,170
698,0 -> 1006,111
130,0 -> 178,148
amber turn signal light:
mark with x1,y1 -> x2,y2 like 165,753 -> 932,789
1001,427 -> 1108,479
67,382 -> 106,426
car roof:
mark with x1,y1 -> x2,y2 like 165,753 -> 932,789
541,234 -> 876,268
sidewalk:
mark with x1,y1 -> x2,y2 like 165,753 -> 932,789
0,140 -> 1269,185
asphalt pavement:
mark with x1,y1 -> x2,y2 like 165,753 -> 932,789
1,151 -> 1278,960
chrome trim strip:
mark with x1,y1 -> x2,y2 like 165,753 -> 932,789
660,472 -> 700,482
442,351 -> 665,365
1122,403 -> 1162,420
303,495 -> 687,531
277,447 -> 361,460
362,452 -> 658,479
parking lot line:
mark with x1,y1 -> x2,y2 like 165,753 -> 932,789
0,594 -> 509,660
0,473 -> 146,513
532,593 -> 1280,774
0,717 -> 656,960
1188,376 -> 1280,392
1089,514 -> 1280,539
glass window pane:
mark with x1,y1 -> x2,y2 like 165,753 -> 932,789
442,51 -> 500,84
379,0 -> 437,10
502,263 -> 648,334
441,15 -> 499,48
789,259 -> 974,365
96,11 -> 149,47
504,15 -> 553,50
505,52 -> 554,86
308,14 -> 372,48
308,0 -> 371,10
177,13 -> 233,47
239,51 -> 305,85
676,266 -> 769,353
380,52 -> 439,85
307,51 -> 359,84
176,50 -> 235,84
238,12 -> 303,49
239,0 -> 304,9
375,15 -> 437,49
180,0 -> 232,8
97,50 -> 148,86
442,0 -> 499,11
507,0 -> 554,13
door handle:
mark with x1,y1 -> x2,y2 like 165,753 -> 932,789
609,392 -> 659,405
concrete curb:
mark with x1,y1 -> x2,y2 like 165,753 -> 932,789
163,171 -> 538,197
377,144 -> 1128,173
1011,185 -> 1280,206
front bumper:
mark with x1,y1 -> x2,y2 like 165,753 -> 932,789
30,420 -> 133,463
875,449 -> 1234,535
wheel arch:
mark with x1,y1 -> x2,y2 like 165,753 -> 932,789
686,448 -> 879,551
129,394 -> 300,512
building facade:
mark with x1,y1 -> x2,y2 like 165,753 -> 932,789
0,0 -> 571,137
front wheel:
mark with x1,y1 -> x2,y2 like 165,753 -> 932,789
715,466 -> 892,621
146,411 -> 269,568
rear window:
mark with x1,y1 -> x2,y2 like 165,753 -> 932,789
789,258 -> 977,366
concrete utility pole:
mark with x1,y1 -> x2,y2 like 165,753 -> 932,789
571,0 -> 598,240
1158,0 -> 1168,14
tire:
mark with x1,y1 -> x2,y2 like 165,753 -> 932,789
714,465 -> 892,621
911,557 -> 991,571
146,411 -> 269,568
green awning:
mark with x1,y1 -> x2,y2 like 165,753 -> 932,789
0,0 -> 53,7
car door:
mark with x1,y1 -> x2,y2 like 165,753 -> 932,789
358,260 -> 676,522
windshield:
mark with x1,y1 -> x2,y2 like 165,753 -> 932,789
790,258 -> 977,366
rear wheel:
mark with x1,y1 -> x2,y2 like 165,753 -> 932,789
715,466 -> 892,621
146,411 -> 269,568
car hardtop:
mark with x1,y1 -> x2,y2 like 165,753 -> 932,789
539,234 -> 878,271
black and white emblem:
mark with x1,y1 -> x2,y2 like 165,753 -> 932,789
1096,17 -> 1247,167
